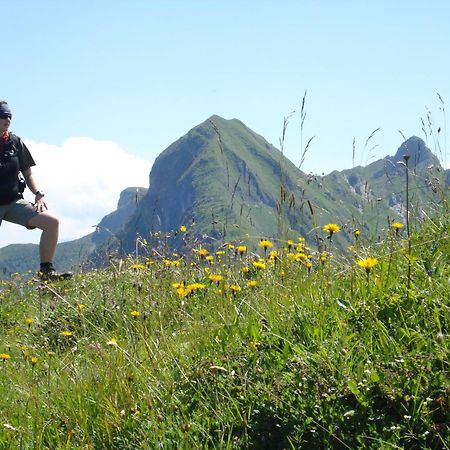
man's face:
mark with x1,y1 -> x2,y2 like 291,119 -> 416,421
0,113 -> 11,133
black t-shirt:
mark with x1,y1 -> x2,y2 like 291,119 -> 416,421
0,133 -> 36,204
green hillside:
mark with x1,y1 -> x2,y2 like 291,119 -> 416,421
0,200 -> 448,448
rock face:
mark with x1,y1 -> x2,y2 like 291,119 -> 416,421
92,187 -> 147,247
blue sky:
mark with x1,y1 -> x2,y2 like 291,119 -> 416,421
1,0 -> 449,247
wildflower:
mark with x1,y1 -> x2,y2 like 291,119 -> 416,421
236,245 -> 247,255
129,263 -> 145,270
0,353 -> 11,361
252,260 -> 266,270
294,252 -> 308,262
287,239 -> 294,251
208,274 -> 224,284
205,255 -> 214,263
227,284 -> 242,294
242,266 -> 250,274
130,310 -> 141,318
106,338 -> 118,346
227,244 -> 235,250
323,223 -> 341,237
248,280 -> 258,288
31,356 -> 38,366
60,331 -> 73,337
357,257 -> 378,273
25,318 -> 34,326
194,248 -> 209,259
77,304 -> 85,311
319,252 -> 330,263
216,250 -> 225,256
259,239 -> 274,250
184,283 -> 206,296
392,222 -> 404,234
354,229 -> 361,239
179,225 -> 187,232
269,250 -> 279,261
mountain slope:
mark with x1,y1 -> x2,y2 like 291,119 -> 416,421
118,115 -> 359,252
96,119 -> 448,258
1,118 -> 447,275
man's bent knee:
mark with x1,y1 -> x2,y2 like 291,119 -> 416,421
27,212 -> 59,231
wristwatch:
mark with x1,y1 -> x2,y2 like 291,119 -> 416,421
35,191 -> 45,197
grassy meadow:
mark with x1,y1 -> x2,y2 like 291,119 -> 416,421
0,199 -> 449,448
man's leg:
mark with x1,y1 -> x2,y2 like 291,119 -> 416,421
27,211 -> 59,264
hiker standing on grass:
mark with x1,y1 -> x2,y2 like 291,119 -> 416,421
0,100 -> 71,280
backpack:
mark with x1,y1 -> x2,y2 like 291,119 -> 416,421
0,135 -> 27,204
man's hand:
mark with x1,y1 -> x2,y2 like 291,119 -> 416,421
34,193 -> 47,212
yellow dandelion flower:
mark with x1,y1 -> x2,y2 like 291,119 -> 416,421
78,304 -> 85,311
106,338 -> 118,346
391,222 -> 404,232
205,255 -> 214,263
179,225 -> 187,232
60,331 -> 73,337
130,310 -> 141,318
295,252 -> 308,262
248,280 -> 257,288
216,250 -> 225,256
354,229 -> 361,238
357,257 -> 379,273
129,263 -> 145,270
323,223 -> 341,236
184,283 -> 206,296
287,239 -> 294,250
195,248 -> 209,258
0,353 -> 11,361
208,274 -> 224,284
227,284 -> 242,294
228,244 -> 235,250
252,260 -> 266,270
242,266 -> 250,273
25,318 -> 34,326
31,356 -> 38,366
259,239 -> 273,249
236,245 -> 247,255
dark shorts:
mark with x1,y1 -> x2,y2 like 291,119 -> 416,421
0,199 -> 38,229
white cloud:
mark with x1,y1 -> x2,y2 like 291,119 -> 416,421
0,137 -> 151,248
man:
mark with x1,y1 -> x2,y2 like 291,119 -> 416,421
0,100 -> 71,280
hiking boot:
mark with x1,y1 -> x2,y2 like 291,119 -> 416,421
38,263 -> 73,282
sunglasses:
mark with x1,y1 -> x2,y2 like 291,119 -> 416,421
0,113 -> 12,120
